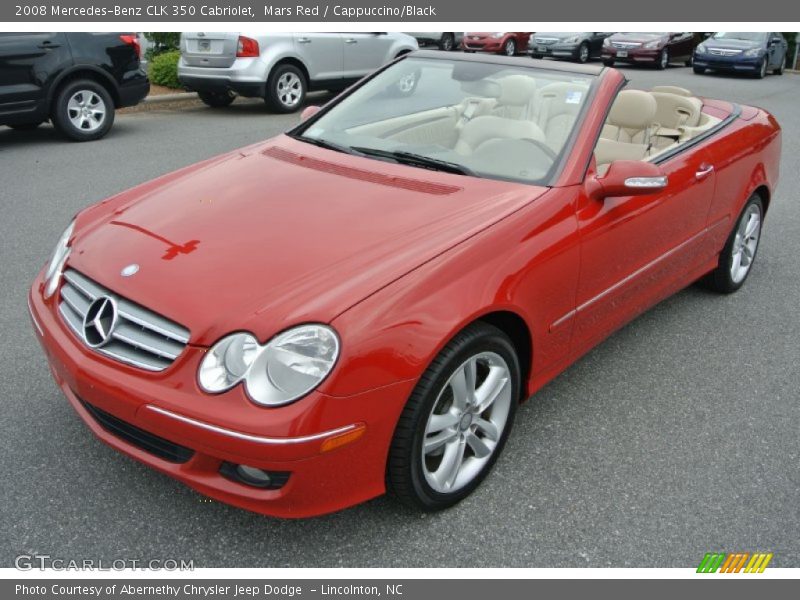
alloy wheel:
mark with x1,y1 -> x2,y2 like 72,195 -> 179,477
67,90 -> 106,132
276,72 -> 302,108
504,40 -> 516,56
730,203 -> 762,284
579,44 -> 589,63
421,352 -> 512,493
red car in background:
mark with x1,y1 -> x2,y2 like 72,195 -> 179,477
30,52 -> 781,518
603,32 -> 702,69
462,32 -> 532,55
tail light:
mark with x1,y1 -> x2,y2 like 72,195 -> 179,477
120,34 -> 141,59
237,36 -> 260,58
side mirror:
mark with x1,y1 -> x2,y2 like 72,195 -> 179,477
300,105 -> 321,121
590,161 -> 668,200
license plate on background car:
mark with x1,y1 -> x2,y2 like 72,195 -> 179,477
617,50 -> 628,57
198,40 -> 211,52
537,46 -> 548,52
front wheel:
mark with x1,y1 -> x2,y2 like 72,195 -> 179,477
439,33 -> 455,51
693,66 -> 706,74
503,39 -> 516,56
265,64 -> 307,113
774,58 -> 785,75
657,49 -> 669,70
703,194 -> 764,293
577,42 -> 590,63
387,322 -> 520,511
51,79 -> 114,141
198,90 -> 235,108
603,59 -> 615,67
755,59 -> 767,79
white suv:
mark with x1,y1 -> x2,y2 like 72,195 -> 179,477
178,32 -> 419,113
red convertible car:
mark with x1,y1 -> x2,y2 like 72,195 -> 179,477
29,52 -> 781,518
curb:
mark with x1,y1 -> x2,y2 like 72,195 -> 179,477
142,91 -> 198,104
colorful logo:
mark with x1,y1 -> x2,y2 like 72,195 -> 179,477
697,552 -> 773,573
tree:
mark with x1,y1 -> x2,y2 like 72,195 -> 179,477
143,33 -> 180,59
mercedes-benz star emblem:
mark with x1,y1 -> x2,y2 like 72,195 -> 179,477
82,296 -> 118,348
121,263 -> 139,277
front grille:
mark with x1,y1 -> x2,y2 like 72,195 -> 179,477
80,398 -> 194,463
612,42 -> 642,49
58,269 -> 190,372
709,48 -> 742,56
534,38 -> 558,45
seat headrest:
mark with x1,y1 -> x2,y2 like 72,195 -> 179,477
460,79 -> 502,99
651,85 -> 692,97
495,75 -> 537,106
651,92 -> 703,128
607,90 -> 657,129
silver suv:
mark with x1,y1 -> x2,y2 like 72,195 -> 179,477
178,32 -> 418,113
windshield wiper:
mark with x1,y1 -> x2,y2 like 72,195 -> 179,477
288,133 -> 361,156
351,146 -> 474,177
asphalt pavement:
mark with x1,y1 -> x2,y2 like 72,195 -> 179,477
1,63 -> 798,568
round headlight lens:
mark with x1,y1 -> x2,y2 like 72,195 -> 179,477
43,220 -> 75,299
198,333 -> 259,393
246,325 -> 340,406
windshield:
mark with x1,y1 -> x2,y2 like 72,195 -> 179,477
292,57 -> 594,185
713,32 -> 768,42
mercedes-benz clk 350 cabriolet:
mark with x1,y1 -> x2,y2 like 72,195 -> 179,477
29,51 -> 781,518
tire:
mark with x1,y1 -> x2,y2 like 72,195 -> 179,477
774,58 -> 785,75
387,322 -> 520,511
693,66 -> 706,74
198,90 -> 235,108
702,194 -> 764,294
503,39 -> 516,56
755,58 -> 767,79
603,59 -> 615,67
51,79 -> 114,142
9,121 -> 43,130
577,42 -> 590,64
439,33 -> 456,52
531,53 -> 544,60
685,55 -> 693,67
265,64 -> 306,113
657,49 -> 669,70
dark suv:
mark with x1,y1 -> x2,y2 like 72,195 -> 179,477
0,33 -> 149,141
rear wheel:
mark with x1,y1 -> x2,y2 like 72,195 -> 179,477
774,57 -> 785,75
703,194 -> 764,293
387,322 -> 520,511
439,33 -> 456,51
265,64 -> 306,113
51,79 -> 114,142
198,90 -> 235,108
503,39 -> 516,56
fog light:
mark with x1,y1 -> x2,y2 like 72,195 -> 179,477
219,462 -> 290,489
236,465 -> 271,486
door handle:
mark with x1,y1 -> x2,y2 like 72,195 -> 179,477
695,164 -> 714,180
38,41 -> 61,49
344,38 -> 358,44
297,37 -> 311,44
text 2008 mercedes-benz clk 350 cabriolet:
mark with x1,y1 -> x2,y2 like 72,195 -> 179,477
29,51 -> 781,517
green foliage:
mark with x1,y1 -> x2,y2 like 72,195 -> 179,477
781,32 -> 797,69
148,50 -> 182,89
143,32 -> 181,60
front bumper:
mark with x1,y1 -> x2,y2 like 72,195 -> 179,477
28,275 -> 415,518
529,43 -> 580,59
602,47 -> 661,63
693,54 -> 763,72
462,39 -> 503,53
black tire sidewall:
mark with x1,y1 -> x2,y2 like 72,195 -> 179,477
390,323 -> 521,510
52,80 -> 114,141
265,64 -> 306,113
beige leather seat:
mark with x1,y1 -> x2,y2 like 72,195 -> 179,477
595,90 -> 658,170
454,115 -> 546,155
651,85 -> 692,97
531,82 -> 590,151
600,89 -> 658,145
652,92 -> 703,129
490,75 -> 538,119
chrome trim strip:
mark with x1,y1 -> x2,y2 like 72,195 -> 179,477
28,296 -> 43,336
144,405 -> 358,445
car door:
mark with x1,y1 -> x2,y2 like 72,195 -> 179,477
0,32 -> 68,119
342,33 -> 392,80
767,33 -> 785,68
572,149 -> 717,351
667,32 -> 693,61
294,33 -> 344,83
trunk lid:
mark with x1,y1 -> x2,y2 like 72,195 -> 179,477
180,32 -> 240,68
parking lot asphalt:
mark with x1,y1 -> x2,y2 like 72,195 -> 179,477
1,63 -> 798,568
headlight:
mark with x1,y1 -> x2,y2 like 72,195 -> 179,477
198,325 -> 340,406
563,36 -> 581,44
603,37 -> 611,46
644,40 -> 662,49
696,43 -> 707,54
43,220 -> 75,299
492,32 -> 506,39
744,47 -> 763,57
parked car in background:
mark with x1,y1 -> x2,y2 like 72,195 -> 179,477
602,32 -> 700,69
462,32 -> 532,56
693,32 -> 788,78
529,32 -> 612,63
178,32 -> 418,113
405,32 -> 462,51
0,32 -> 148,141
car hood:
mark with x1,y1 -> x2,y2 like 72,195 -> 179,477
68,136 -> 547,345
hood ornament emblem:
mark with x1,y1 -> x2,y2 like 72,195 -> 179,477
121,264 -> 139,277
82,296 -> 118,348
